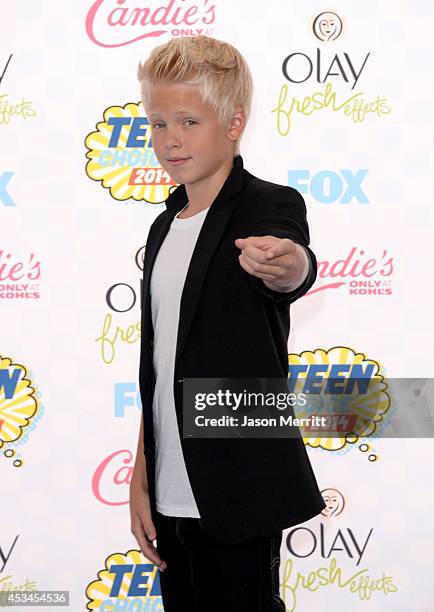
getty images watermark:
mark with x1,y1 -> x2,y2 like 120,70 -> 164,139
179,377 -> 434,439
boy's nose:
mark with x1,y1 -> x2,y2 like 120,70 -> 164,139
164,131 -> 182,150
165,142 -> 182,151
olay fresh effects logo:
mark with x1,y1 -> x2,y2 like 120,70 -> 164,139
85,101 -> 177,203
95,246 -> 145,364
0,535 -> 19,574
0,354 -> 44,467
85,0 -> 216,48
0,535 -> 39,593
272,13 -> 391,133
280,488 -> 398,610
313,248 -> 394,296
0,250 -> 41,299
86,549 -> 162,610
0,54 -> 37,125
312,12 -> 343,41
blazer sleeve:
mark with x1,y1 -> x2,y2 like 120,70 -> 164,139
244,186 -> 317,305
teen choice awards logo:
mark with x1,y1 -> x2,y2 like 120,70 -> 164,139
0,353 -> 42,467
86,549 -> 162,611
287,346 -> 391,452
85,101 -> 176,203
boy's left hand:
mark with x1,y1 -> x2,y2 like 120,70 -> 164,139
234,235 -> 309,293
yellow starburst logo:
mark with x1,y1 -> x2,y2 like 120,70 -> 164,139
86,549 -> 163,610
85,101 -> 176,203
288,346 -> 391,451
0,354 -> 40,466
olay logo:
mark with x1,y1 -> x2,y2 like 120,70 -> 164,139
320,487 -> 345,517
312,12 -> 343,42
85,0 -> 216,48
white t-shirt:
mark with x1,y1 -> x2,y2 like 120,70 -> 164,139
150,203 -> 210,517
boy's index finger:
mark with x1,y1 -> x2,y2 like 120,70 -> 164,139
239,240 -> 275,265
264,238 -> 296,260
235,236 -> 277,264
236,236 -> 298,266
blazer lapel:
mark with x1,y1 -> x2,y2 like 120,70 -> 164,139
141,154 -> 246,371
140,187 -> 186,346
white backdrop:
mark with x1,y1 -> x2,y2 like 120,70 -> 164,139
1,1 -> 434,610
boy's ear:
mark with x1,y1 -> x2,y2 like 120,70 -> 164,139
227,106 -> 246,142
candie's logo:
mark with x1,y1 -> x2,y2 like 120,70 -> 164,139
312,12 -> 343,41
85,101 -> 177,203
85,0 -> 216,48
0,250 -> 42,299
311,247 -> 394,296
92,449 -> 133,506
0,354 -> 43,466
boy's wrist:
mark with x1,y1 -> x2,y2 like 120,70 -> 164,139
130,475 -> 148,495
263,243 -> 310,293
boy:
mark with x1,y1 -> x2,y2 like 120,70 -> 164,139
130,35 -> 325,611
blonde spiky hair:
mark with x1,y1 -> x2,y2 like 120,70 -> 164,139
137,35 -> 253,155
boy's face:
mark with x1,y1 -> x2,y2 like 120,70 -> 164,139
145,81 -> 244,184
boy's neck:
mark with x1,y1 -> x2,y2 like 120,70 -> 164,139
183,154 -> 236,214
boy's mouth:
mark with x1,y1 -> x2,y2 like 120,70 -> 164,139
167,157 -> 191,165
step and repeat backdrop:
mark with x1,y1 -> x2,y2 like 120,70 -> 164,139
1,1 -> 433,610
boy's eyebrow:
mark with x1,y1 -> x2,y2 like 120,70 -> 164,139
148,109 -> 196,118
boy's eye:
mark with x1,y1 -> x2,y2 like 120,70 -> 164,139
151,120 -> 197,129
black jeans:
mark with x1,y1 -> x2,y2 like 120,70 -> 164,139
154,510 -> 286,611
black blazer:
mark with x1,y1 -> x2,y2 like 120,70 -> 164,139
139,154 -> 326,543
